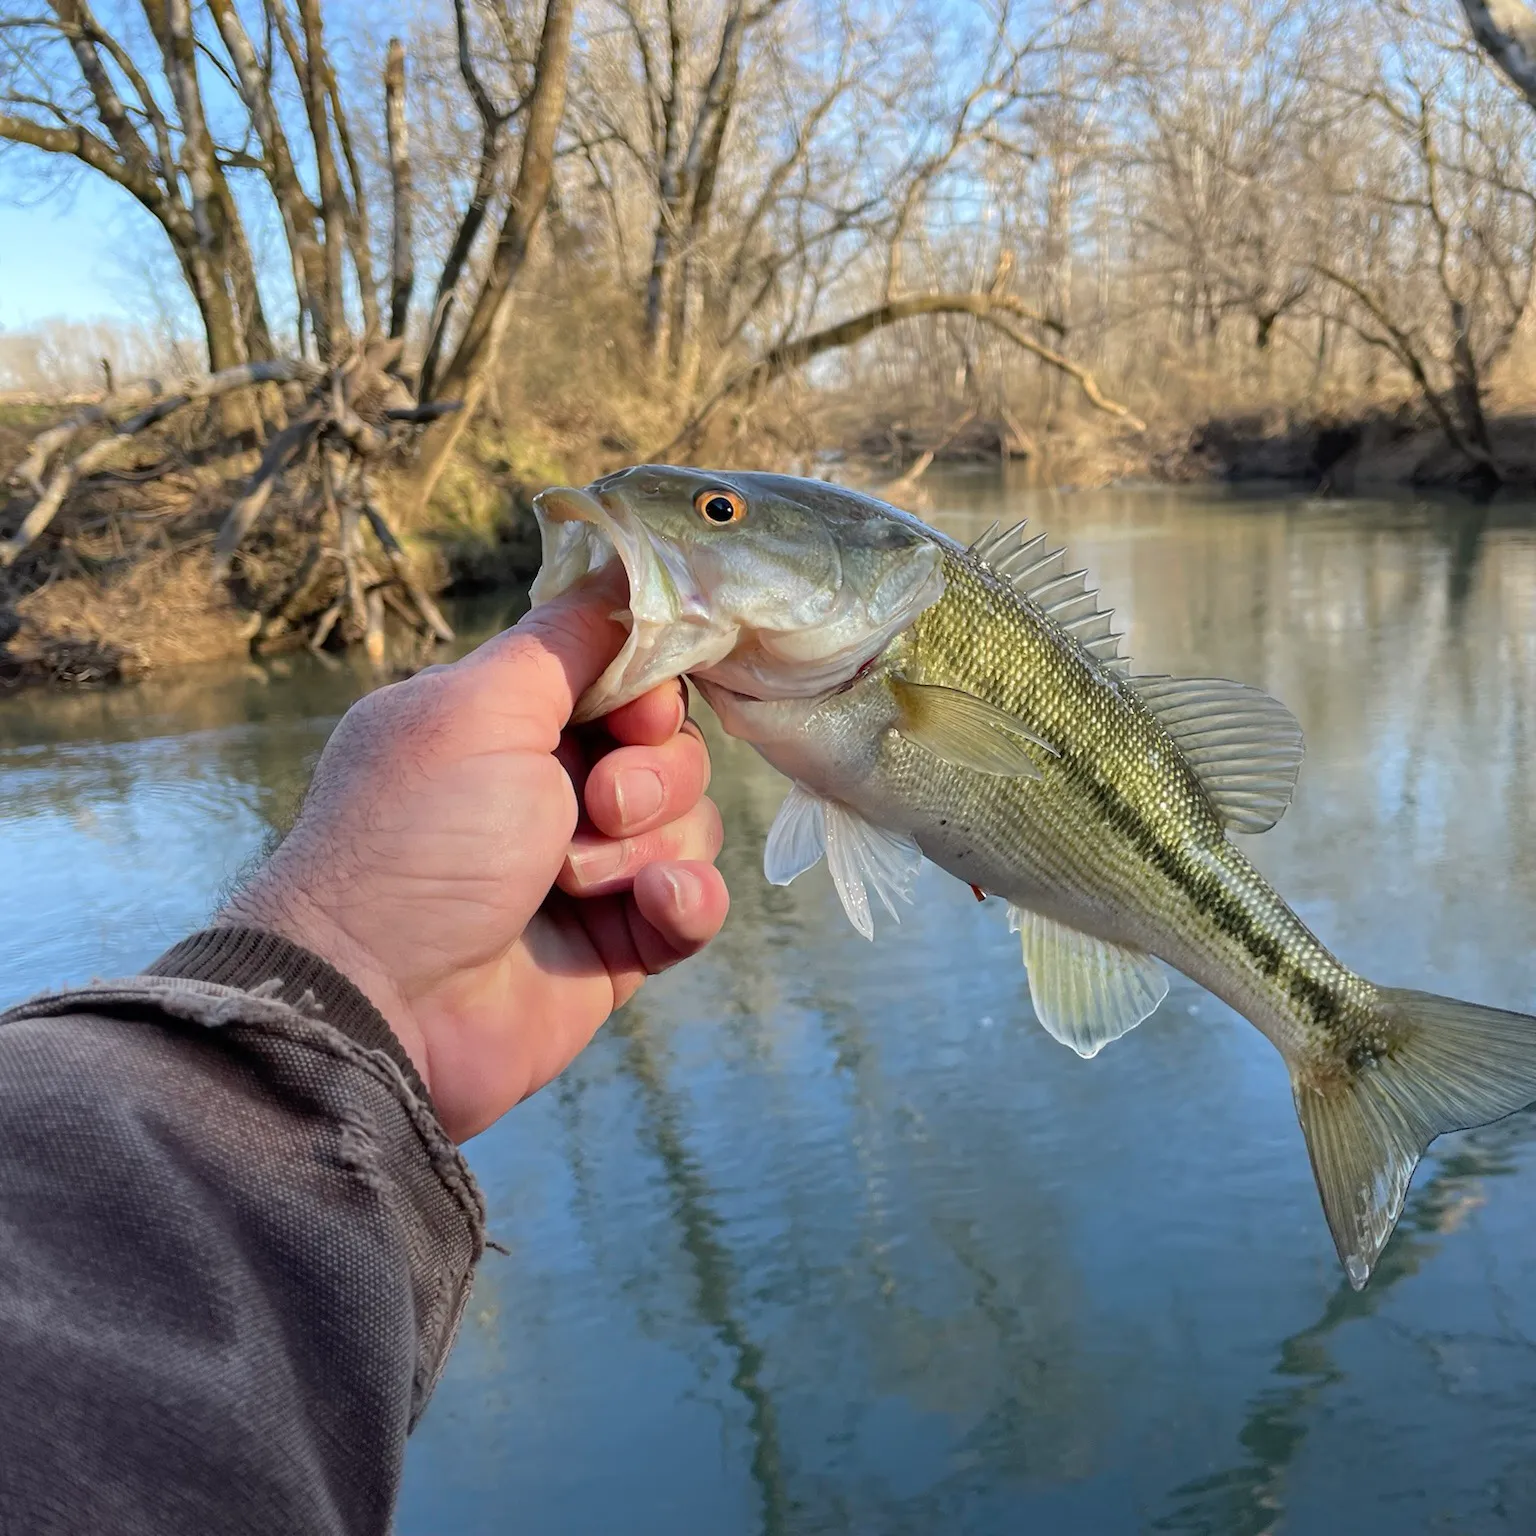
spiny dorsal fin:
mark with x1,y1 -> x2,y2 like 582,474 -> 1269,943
969,519 -> 1128,674
1131,675 -> 1305,834
1007,903 -> 1169,1057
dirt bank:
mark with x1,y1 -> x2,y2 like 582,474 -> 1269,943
1151,404 -> 1536,494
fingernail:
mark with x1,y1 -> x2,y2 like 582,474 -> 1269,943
660,864 -> 704,909
614,767 -> 664,825
567,840 -> 626,883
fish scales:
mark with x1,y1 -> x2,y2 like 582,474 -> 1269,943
530,465 -> 1536,1288
896,546 -> 1376,1073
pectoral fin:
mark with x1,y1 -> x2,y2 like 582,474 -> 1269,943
892,678 -> 1053,778
1008,904 -> 1168,1057
763,784 -> 923,940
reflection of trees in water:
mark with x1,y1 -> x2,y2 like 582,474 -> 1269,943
608,1003 -> 795,1536
1152,1111 -> 1536,1536
552,847 -> 1093,1528
0,592 -> 526,839
685,709 -> 807,1060
0,652 -> 366,842
809,990 -> 1098,1490
1439,502 -> 1489,616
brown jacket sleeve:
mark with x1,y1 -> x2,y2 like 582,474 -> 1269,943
0,927 -> 484,1536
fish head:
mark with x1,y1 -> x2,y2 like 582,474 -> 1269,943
532,465 -> 946,720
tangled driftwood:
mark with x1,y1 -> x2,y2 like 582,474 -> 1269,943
1,338 -> 460,663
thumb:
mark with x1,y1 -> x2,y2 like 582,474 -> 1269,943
451,570 -> 630,741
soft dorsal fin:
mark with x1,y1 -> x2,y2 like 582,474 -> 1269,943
969,519 -> 1128,674
1007,904 -> 1169,1057
1131,675 -> 1305,834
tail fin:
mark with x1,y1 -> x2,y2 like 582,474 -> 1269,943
1293,988 -> 1536,1289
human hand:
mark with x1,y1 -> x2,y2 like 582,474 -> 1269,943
222,576 -> 729,1141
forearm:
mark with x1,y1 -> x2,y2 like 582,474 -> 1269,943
0,927 -> 484,1536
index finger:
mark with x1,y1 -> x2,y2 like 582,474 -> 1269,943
597,679 -> 688,747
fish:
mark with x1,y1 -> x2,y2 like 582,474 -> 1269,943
530,464 -> 1536,1288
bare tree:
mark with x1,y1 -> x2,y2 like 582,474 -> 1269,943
11,0 -> 1536,674
1302,2 -> 1536,478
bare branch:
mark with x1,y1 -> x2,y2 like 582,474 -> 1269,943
0,110 -> 157,202
659,291 -> 1144,458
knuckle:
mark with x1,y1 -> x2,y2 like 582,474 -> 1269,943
700,799 -> 724,854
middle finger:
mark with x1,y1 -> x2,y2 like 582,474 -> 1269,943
583,727 -> 711,839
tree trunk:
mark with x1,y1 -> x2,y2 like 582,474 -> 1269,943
403,0 -> 576,518
644,0 -> 686,372
1449,300 -> 1501,481
294,0 -> 349,352
385,39 -> 415,341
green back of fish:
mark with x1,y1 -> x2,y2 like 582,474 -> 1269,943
884,539 -> 1396,1070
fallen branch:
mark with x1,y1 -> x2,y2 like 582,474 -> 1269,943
880,407 -> 978,494
977,314 -> 1145,430
5,344 -> 466,660
359,474 -> 455,643
0,359 -> 322,568
656,291 -> 1141,458
210,415 -> 325,576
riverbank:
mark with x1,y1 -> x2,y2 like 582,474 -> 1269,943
3,393 -> 1532,692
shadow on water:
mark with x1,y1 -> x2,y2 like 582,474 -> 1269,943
1152,1110 -> 1536,1536
609,1004 -> 796,1536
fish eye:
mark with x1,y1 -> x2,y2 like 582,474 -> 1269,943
694,487 -> 746,525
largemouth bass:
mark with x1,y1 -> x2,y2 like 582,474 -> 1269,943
531,465 -> 1536,1288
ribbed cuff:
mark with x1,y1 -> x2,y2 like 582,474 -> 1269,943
146,925 -> 432,1110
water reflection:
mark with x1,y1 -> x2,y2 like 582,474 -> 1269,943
610,1005 -> 794,1534
5,480 -> 1536,1532
1153,1111 -> 1536,1536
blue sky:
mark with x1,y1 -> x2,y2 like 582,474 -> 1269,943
0,176 -> 146,328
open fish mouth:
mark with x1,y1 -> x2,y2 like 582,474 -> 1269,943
530,485 -> 738,721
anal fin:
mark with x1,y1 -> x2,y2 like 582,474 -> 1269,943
1007,904 -> 1168,1058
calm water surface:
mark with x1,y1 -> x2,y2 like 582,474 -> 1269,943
4,478 -> 1536,1534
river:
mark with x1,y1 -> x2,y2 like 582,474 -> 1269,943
4,475 -> 1536,1533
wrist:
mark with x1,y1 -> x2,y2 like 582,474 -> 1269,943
218,880 -> 435,1101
